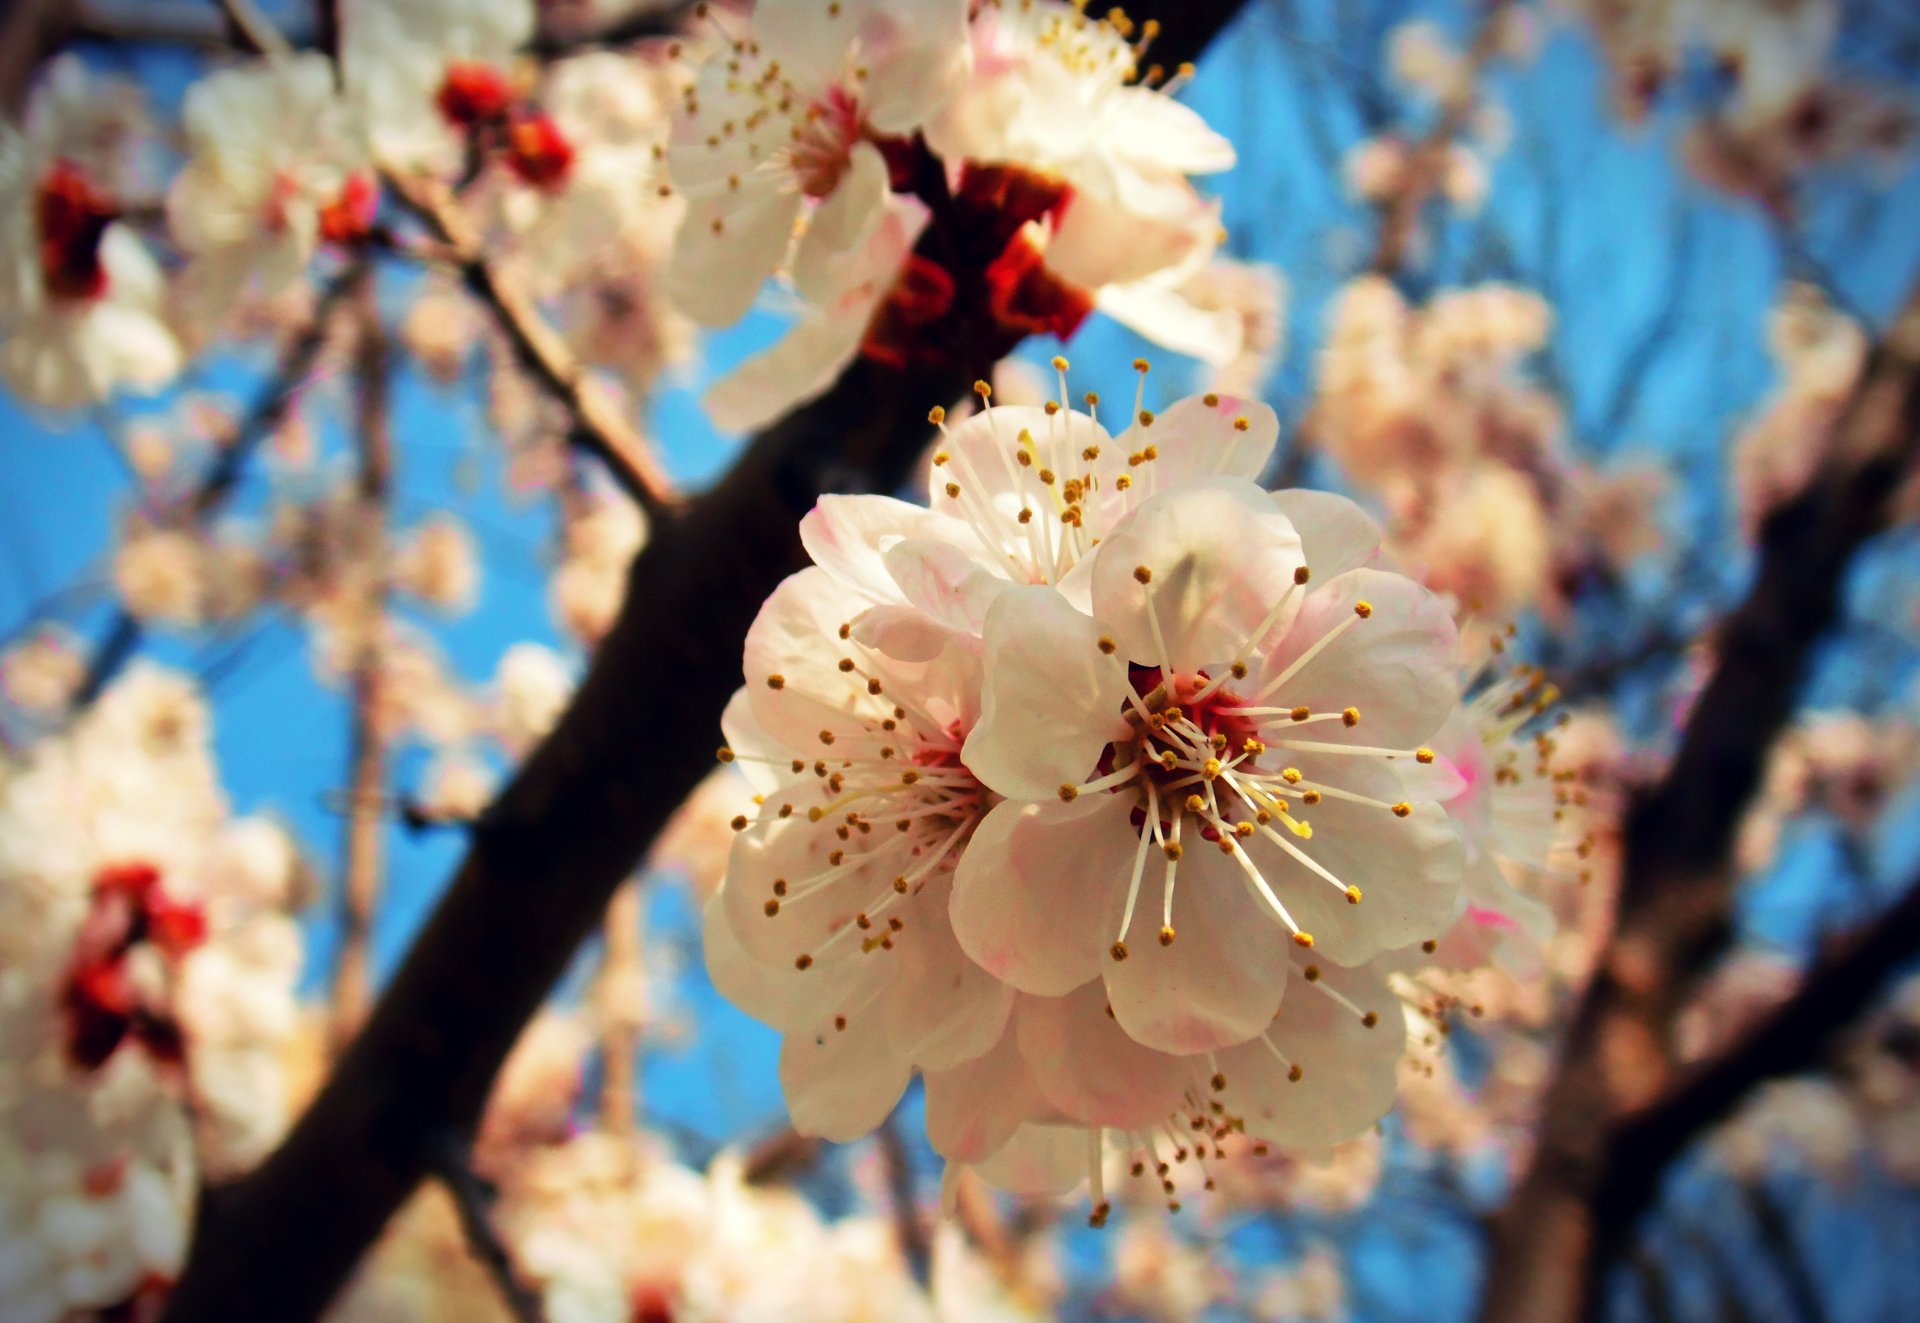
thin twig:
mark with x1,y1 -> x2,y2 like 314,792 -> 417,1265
71,262 -> 365,709
327,271 -> 394,1057
429,1136 -> 548,1323
595,879 -> 644,1135
382,170 -> 677,519
1370,0 -> 1513,275
878,1114 -> 932,1289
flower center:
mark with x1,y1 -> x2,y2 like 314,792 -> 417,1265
317,173 -> 379,245
36,159 -> 117,302
506,112 -> 577,188
61,862 -> 205,1071
437,61 -> 514,128
791,85 -> 864,198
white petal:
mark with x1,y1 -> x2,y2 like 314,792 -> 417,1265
1095,279 -> 1244,363
1104,839 -> 1290,1055
779,996 -> 912,1142
1240,789 -> 1463,966
884,877 -> 1015,1071
1268,490 -> 1383,579
966,1122 -> 1089,1197
791,141 -> 890,306
1090,480 -> 1305,674
950,796 -> 1130,996
1215,960 -> 1403,1150
1256,567 -> 1457,749
798,493 -> 970,605
666,180 -> 800,326
963,585 -> 1130,802
1105,88 -> 1237,175
1105,392 -> 1278,504
1015,983 -> 1198,1129
924,1021 -> 1053,1163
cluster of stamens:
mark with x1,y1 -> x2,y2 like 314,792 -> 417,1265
726,630 -> 986,975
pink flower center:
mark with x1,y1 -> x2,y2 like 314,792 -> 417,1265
437,61 -> 513,127
791,85 -> 864,198
317,172 -> 379,245
506,112 -> 576,189
36,158 -> 117,302
60,861 -> 205,1072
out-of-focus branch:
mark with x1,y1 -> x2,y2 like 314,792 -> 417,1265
1606,875 -> 1920,1217
1370,0 -> 1512,275
72,262 -> 366,709
878,1114 -> 932,1289
328,273 -> 394,1057
1477,279 -> 1920,1323
741,1125 -> 821,1186
430,1137 -> 548,1323
383,171 -> 677,519
0,0 -> 62,113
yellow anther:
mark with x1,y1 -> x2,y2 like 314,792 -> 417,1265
1354,600 -> 1374,618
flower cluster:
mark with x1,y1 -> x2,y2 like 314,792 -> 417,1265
705,363 -> 1565,1217
670,0 -> 1246,430
1306,275 -> 1666,621
0,666 -> 303,1319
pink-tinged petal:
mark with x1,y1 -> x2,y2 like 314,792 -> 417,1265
721,809 -> 888,970
1104,840 -> 1289,1055
1106,393 -> 1279,504
967,1123 -> 1091,1197
752,0 -> 868,93
790,141 -> 889,306
859,0 -> 972,134
924,1021 -> 1055,1163
1091,480 -> 1306,674
950,795 -> 1130,996
963,585 -> 1130,801
1239,786 -> 1464,966
701,896 -> 886,1035
720,687 -> 787,798
927,404 -> 1119,575
1015,983 -> 1198,1129
1268,489 -> 1382,579
1256,567 -> 1458,749
1215,960 -> 1404,1151
884,877 -> 1015,1071
883,537 -> 1011,634
848,604 -> 958,663
741,567 -> 885,750
1461,852 -> 1554,947
665,179 -> 799,327
799,494 -> 974,606
778,997 -> 912,1143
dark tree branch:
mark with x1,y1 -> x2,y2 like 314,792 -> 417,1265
1477,279 -> 1920,1323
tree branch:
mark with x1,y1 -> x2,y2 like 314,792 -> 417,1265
328,272 -> 394,1057
1370,0 -> 1512,275
383,171 -> 677,519
1477,279 -> 1920,1323
878,1114 -> 932,1289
